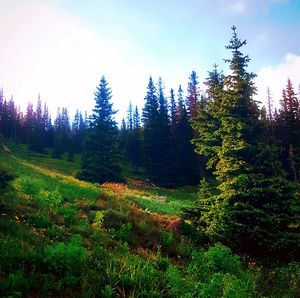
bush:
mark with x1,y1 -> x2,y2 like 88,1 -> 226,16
103,208 -> 129,229
38,188 -> 62,211
43,235 -> 87,273
112,223 -> 133,243
186,245 -> 255,297
158,229 -> 175,251
58,205 -> 77,224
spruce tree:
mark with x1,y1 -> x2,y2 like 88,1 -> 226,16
131,106 -> 142,167
186,27 -> 300,259
142,77 -> 161,184
30,96 -> 45,153
78,76 -> 122,183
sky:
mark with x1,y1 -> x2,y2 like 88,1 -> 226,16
1,0 -> 300,122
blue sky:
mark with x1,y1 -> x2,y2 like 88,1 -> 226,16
1,0 -> 300,122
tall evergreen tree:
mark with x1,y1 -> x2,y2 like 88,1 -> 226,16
169,88 -> 177,131
186,27 -> 300,259
142,76 -> 161,183
186,70 -> 200,118
78,76 -> 122,183
30,95 -> 45,153
275,79 -> 300,181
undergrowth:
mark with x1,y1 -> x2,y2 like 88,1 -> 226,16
0,144 -> 299,297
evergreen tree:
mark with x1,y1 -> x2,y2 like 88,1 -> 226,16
30,95 -> 45,153
78,76 -> 122,183
142,77 -> 174,186
186,70 -> 200,118
24,103 -> 34,145
275,79 -> 300,181
71,109 -> 85,154
43,103 -> 54,148
142,76 -> 161,183
52,108 -> 64,158
169,88 -> 177,131
131,106 -> 142,167
156,77 -> 173,186
119,117 -> 127,157
186,27 -> 300,259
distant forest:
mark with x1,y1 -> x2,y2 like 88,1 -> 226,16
1,60 -> 299,187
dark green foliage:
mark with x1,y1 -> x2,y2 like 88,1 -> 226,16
275,79 -> 300,181
78,76 -> 122,183
0,164 -> 14,191
169,85 -> 201,186
142,77 -> 174,187
187,26 -> 300,259
43,235 -> 87,273
122,103 -> 143,168
30,96 -> 45,153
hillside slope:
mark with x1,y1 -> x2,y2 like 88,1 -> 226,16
0,144 -> 299,297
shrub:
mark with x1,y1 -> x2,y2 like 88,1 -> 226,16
92,210 -> 104,229
158,229 -> 175,251
43,235 -> 87,273
112,223 -> 133,243
186,245 -> 255,297
38,188 -> 62,211
58,205 -> 77,224
103,208 -> 129,229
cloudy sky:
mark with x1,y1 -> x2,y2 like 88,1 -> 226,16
1,0 -> 300,122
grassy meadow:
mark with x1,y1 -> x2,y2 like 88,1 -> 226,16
0,143 -> 299,297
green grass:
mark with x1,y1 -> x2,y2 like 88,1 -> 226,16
125,192 -> 195,216
0,142 -> 299,297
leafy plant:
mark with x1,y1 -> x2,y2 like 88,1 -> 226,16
43,235 -> 87,273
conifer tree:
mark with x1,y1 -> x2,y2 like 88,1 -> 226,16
78,76 -> 122,183
170,88 -> 177,131
186,27 -> 300,259
275,79 -> 300,181
30,96 -> 45,153
186,71 -> 200,118
142,76 -> 161,183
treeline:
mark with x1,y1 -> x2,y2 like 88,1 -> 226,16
0,72 -> 204,187
1,43 -> 300,190
0,92 -> 87,160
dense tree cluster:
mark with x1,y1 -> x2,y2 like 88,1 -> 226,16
119,75 -> 202,187
0,90 -> 87,158
185,27 -> 300,260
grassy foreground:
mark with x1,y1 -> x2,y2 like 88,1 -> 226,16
0,144 -> 299,297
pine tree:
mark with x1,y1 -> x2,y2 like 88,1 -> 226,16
131,106 -> 142,168
30,95 -> 45,153
78,76 -> 122,183
169,88 -> 177,131
142,77 -> 174,186
275,79 -> 300,181
186,71 -> 200,118
142,76 -> 161,183
186,27 -> 300,259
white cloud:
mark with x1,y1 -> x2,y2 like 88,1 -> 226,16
255,53 -> 300,109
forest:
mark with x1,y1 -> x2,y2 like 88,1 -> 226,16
0,27 -> 299,297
